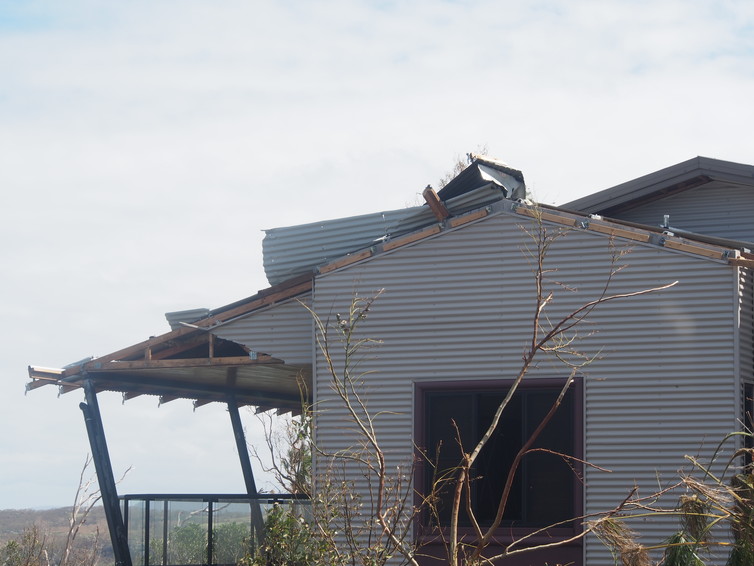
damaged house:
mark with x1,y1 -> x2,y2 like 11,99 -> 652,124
28,156 -> 754,565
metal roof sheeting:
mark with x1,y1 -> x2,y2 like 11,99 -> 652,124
262,184 -> 507,285
563,156 -> 754,214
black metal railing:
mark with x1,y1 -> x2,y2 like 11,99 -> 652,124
121,493 -> 309,566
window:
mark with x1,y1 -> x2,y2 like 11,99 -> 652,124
420,380 -> 580,530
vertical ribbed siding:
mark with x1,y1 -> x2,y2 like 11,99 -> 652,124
741,267 -> 754,390
311,212 -> 738,565
611,182 -> 754,244
211,294 -> 312,365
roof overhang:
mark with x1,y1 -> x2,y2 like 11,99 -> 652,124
28,274 -> 314,414
563,156 -> 754,215
29,356 -> 309,413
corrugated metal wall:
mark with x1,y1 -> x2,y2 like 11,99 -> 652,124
311,211 -> 739,565
741,266 -> 754,399
211,294 -> 312,365
610,182 -> 754,244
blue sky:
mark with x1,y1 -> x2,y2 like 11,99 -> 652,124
1,0 -> 753,509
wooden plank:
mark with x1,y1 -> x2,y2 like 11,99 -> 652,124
729,257 -> 754,268
63,279 -> 313,377
587,222 -> 652,243
446,208 -> 488,228
382,225 -> 442,252
205,280 -> 312,325
318,248 -> 373,274
62,326 -> 197,377
28,366 -> 64,380
422,186 -> 450,221
515,206 -> 578,227
662,238 -> 726,260
88,355 -> 283,371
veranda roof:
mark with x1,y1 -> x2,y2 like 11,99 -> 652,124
28,274 -> 313,414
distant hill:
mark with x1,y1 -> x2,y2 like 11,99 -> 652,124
0,506 -> 110,556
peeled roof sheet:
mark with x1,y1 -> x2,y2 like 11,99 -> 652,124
262,184 -> 506,285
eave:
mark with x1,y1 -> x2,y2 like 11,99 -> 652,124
28,273 -> 313,413
563,156 -> 754,215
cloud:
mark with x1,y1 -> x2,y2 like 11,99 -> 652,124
2,0 -> 754,508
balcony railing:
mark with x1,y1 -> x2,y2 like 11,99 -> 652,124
121,493 -> 310,566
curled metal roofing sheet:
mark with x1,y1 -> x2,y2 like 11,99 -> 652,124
262,183 -> 507,285
261,155 -> 529,286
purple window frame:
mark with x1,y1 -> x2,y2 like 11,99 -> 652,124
413,377 -> 584,546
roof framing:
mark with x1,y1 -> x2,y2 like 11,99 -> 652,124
28,273 -> 313,412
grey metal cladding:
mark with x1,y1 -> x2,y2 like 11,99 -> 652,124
311,211 -> 738,566
210,294 -> 313,365
610,181 -> 754,246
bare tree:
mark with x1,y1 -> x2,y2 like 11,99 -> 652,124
254,208 -> 678,565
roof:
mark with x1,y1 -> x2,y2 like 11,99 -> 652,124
28,155 -> 754,411
436,154 -> 526,201
28,274 -> 313,413
563,156 -> 754,215
262,155 -> 527,285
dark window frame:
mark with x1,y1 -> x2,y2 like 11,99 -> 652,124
414,378 -> 583,545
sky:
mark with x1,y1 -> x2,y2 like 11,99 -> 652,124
1,0 -> 753,510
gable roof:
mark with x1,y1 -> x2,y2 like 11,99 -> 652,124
563,156 -> 754,216
27,156 -> 754,410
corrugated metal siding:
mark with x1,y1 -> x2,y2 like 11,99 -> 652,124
311,212 -> 739,565
741,267 -> 754,392
611,182 -> 754,244
262,185 -> 505,285
211,294 -> 312,365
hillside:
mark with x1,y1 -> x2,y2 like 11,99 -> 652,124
0,506 -> 108,551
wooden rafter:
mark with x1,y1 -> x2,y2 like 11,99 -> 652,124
59,276 -> 312,378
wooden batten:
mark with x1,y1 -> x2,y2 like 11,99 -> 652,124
515,206 -> 578,228
383,225 -> 442,252
662,238 -> 728,260
319,248 -> 373,274
447,208 -> 488,228
88,355 -> 283,371
587,221 -> 651,243
729,256 -> 754,268
422,186 -> 450,222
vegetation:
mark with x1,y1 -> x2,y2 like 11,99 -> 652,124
242,211 -> 676,566
593,432 -> 754,566
0,456 -> 110,566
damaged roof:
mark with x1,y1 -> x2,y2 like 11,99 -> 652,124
262,155 -> 528,285
27,154 -> 754,411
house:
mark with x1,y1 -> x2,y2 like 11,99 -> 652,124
28,155 -> 754,565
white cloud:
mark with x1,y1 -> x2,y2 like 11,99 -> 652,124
2,0 -> 754,508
